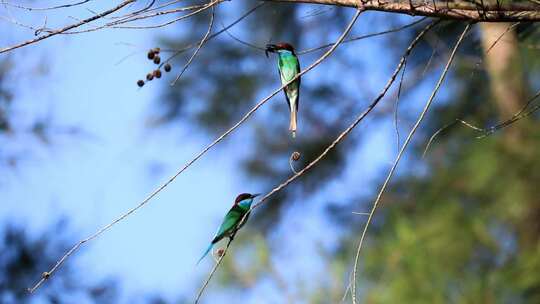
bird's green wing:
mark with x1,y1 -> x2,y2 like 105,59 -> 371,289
211,206 -> 246,244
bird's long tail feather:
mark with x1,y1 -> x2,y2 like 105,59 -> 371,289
196,244 -> 213,265
289,105 -> 297,138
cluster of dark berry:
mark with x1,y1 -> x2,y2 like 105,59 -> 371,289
137,47 -> 172,87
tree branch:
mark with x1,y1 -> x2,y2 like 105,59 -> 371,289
266,0 -> 540,22
0,0 -> 136,54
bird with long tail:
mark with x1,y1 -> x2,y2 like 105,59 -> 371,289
197,193 -> 260,264
265,42 -> 301,138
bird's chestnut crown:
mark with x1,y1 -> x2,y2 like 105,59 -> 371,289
234,193 -> 260,205
265,42 -> 296,57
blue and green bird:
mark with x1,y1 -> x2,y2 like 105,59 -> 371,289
197,193 -> 260,264
265,42 -> 301,138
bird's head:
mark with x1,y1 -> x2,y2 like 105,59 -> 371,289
234,193 -> 260,208
265,42 -> 296,58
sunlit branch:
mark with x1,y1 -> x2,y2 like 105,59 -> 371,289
350,23 -> 471,304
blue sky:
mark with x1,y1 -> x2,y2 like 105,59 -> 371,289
0,2 -> 437,303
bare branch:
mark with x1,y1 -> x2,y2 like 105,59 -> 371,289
422,119 -> 482,158
221,16 -> 430,55
105,1 -> 220,29
194,238 -> 233,304
171,5 -> 215,85
393,57 -> 407,153
0,0 -> 136,54
299,17 -> 428,54
266,0 -> 540,21
350,23 -> 471,304
0,0 -> 93,11
423,88 -> 540,156
480,89 -> 540,136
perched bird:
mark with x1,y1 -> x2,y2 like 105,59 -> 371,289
197,193 -> 260,264
265,43 -> 301,138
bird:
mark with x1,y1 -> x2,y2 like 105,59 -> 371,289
265,42 -> 301,138
197,193 -> 260,264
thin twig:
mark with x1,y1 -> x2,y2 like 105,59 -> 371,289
222,23 -> 266,51
299,17 -> 428,55
161,2 -> 265,64
108,0 -> 221,30
393,57 -> 407,153
171,5 -> 215,85
478,89 -> 540,137
350,23 -> 471,304
422,119 -> 482,158
469,22 -> 520,81
0,0 -> 136,54
0,0 -> 92,11
194,8 -> 365,303
422,88 -> 540,157
194,238 -> 233,304
289,153 -> 300,174
52,2 -> 216,35
217,17 -> 428,56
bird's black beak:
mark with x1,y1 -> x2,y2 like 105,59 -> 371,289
265,44 -> 276,58
252,193 -> 261,198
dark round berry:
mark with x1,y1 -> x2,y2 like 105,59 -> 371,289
153,56 -> 161,64
146,73 -> 154,81
164,63 -> 172,72
153,69 -> 162,78
153,47 -> 161,54
137,80 -> 145,87
147,50 -> 155,60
